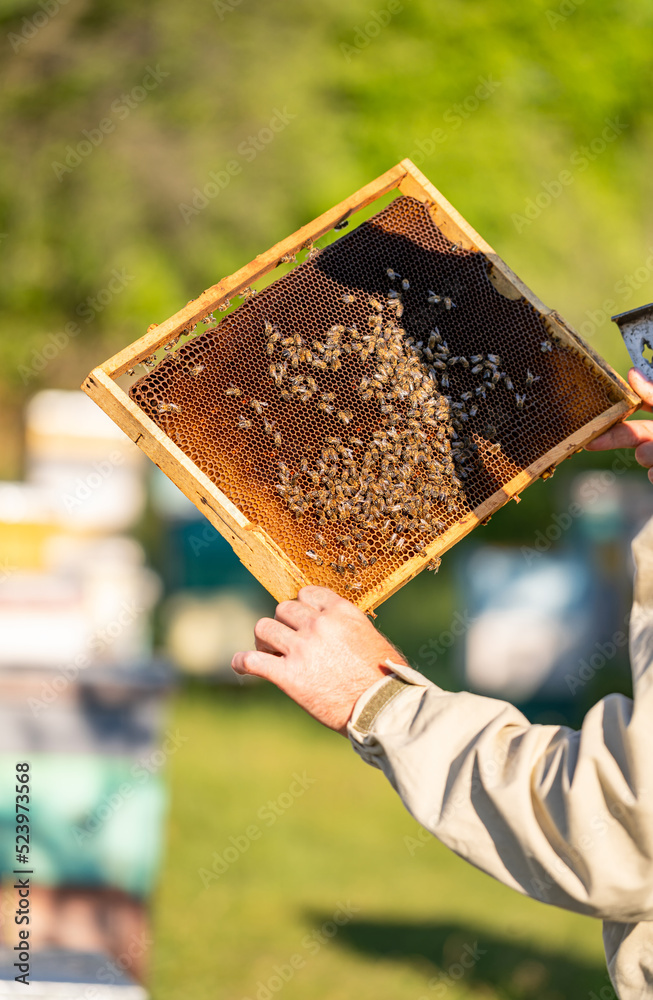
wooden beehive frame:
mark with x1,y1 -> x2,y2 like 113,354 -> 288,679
82,159 -> 640,612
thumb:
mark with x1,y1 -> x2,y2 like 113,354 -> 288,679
232,649 -> 284,681
629,368 -> 653,411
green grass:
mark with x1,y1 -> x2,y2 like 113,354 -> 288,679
150,683 -> 610,1000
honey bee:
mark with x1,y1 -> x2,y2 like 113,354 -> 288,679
444,297 -> 455,310
218,299 -> 231,311
312,358 -> 327,370
342,293 -> 356,304
487,442 -> 501,455
504,376 -> 514,391
427,291 -> 441,305
225,384 -> 241,397
263,417 -> 275,435
525,369 -> 540,386
157,401 -> 181,414
401,278 -> 410,291
487,354 -> 501,364
273,431 -> 282,447
386,268 -> 401,280
306,248 -> 321,261
280,390 -> 293,401
266,342 -> 276,357
368,297 -> 384,313
306,549 -> 323,565
240,286 -> 255,299
541,341 -> 553,353
334,218 -> 349,231
427,557 -> 442,573
190,364 -> 205,376
469,404 -> 478,417
515,394 -> 526,410
250,399 -> 268,414
346,581 -> 363,591
238,415 -> 252,429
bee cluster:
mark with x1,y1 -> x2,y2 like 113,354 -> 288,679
213,264 -> 549,591
129,194 -> 616,605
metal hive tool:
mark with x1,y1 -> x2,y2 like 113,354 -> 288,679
83,160 -> 640,612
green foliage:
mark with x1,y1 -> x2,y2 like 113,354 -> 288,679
1,0 -> 653,475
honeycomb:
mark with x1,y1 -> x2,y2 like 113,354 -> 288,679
129,195 -> 615,604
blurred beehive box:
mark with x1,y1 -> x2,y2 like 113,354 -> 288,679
82,160 -> 639,613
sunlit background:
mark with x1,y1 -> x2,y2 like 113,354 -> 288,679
1,1 -> 652,997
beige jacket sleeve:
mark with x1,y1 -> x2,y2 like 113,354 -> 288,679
348,516 -> 653,999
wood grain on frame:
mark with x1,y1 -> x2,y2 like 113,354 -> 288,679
83,160 -> 641,612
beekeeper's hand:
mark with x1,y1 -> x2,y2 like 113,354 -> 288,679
586,368 -> 653,481
232,586 -> 405,734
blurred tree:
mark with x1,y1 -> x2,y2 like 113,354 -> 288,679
1,0 -> 652,477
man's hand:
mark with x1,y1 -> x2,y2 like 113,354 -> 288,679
586,368 -> 653,481
231,586 -> 406,734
